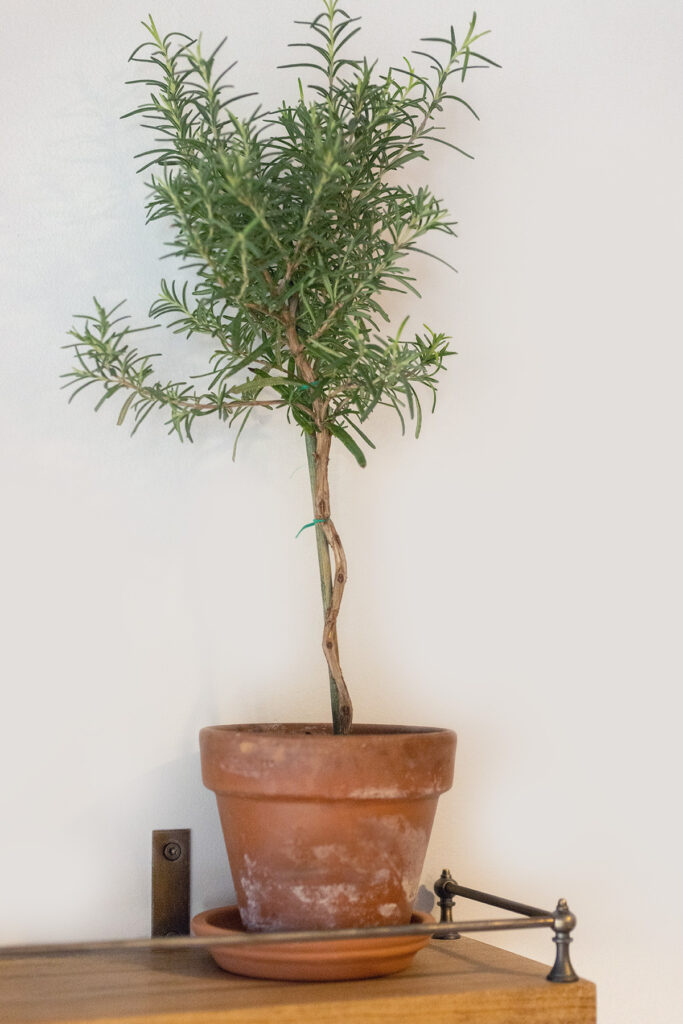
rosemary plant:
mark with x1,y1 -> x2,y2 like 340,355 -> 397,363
65,2 -> 495,734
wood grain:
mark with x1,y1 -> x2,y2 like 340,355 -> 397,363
0,936 -> 596,1024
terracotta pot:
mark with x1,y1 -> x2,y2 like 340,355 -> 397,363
199,723 -> 456,932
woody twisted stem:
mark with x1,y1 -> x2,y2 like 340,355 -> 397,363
285,298 -> 352,735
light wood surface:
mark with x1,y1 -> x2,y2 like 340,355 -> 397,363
0,936 -> 596,1024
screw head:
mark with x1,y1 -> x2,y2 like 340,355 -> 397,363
163,841 -> 182,861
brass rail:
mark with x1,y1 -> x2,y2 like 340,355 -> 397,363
0,870 -> 579,983
0,915 -> 554,957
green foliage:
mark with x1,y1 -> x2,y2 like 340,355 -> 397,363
65,2 -> 496,459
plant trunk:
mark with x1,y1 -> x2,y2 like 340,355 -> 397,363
304,433 -> 337,722
304,429 -> 353,734
284,296 -> 352,733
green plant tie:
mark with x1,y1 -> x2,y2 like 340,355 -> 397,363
295,517 -> 328,538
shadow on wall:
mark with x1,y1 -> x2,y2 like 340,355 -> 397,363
72,752 -> 234,938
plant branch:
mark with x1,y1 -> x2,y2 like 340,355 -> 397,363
71,370 -> 288,415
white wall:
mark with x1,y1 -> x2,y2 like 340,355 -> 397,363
1,1 -> 681,1019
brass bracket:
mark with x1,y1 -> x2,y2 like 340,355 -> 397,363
151,829 -> 191,937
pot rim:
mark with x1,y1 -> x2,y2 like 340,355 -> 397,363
199,723 -> 457,799
200,722 -> 456,739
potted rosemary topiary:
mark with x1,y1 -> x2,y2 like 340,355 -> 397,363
65,1 -> 495,972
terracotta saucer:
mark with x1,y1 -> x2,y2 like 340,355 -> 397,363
191,905 -> 435,981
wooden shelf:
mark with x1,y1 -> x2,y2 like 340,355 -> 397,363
1,936 -> 595,1024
